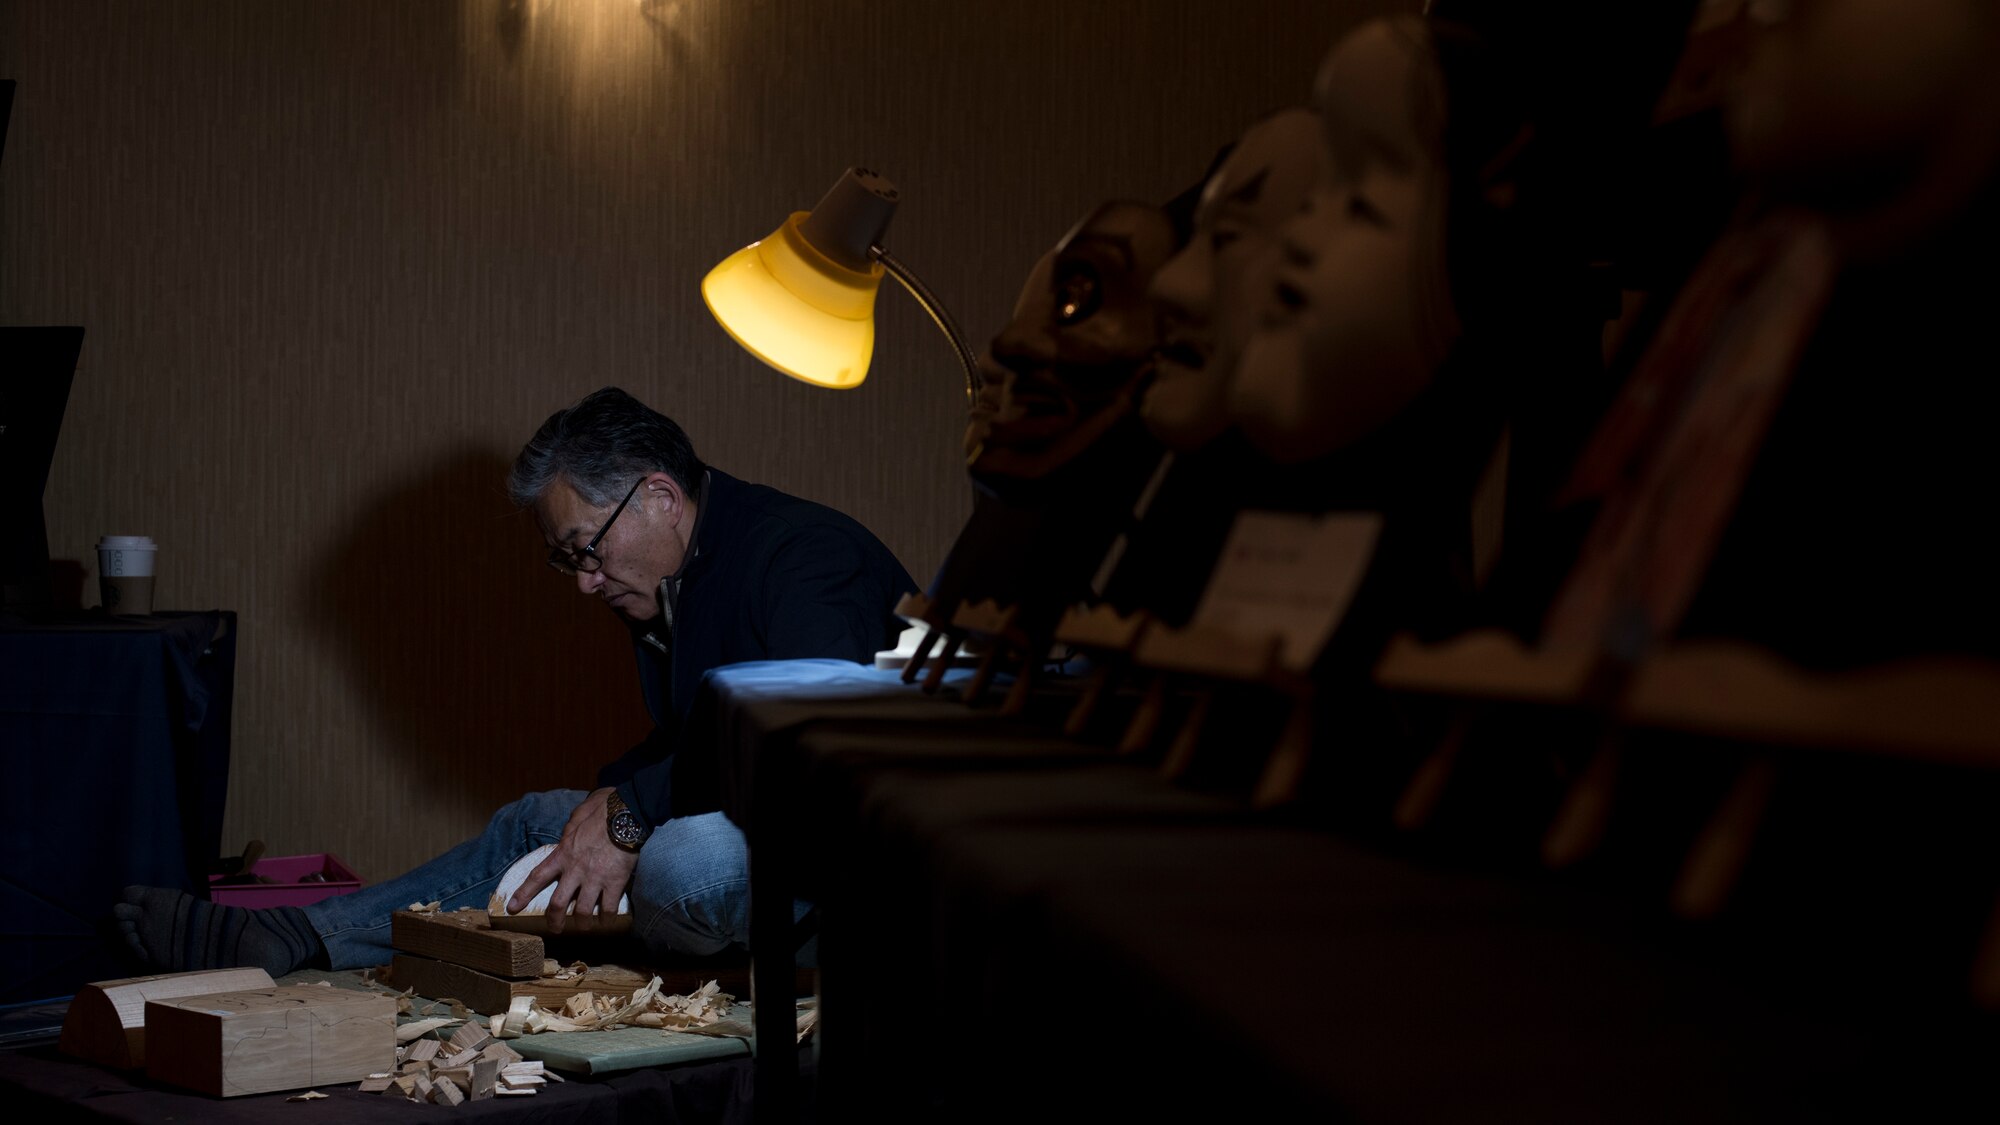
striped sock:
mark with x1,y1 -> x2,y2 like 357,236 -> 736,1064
113,886 -> 325,977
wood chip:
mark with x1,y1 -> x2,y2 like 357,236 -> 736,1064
501,1074 -> 546,1089
434,1066 -> 471,1091
472,1057 -> 500,1100
448,1022 -> 492,1053
502,996 -> 533,1037
395,1018 -> 453,1043
286,1091 -> 328,1101
495,1087 -> 536,1096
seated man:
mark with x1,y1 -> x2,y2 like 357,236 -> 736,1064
115,387 -> 915,976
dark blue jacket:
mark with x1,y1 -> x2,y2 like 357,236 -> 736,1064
595,468 -> 915,825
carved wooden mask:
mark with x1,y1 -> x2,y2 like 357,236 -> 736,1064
1230,16 -> 1462,464
1142,108 -> 1328,453
967,200 -> 1179,482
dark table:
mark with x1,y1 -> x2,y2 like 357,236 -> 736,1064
0,1040 -> 809,1124
819,763 -> 2000,1121
701,657 -> 2000,1122
696,659 -> 1076,1122
0,611 -> 237,1003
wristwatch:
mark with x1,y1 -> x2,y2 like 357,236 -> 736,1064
605,790 -> 649,852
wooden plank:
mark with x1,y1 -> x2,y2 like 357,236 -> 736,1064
58,968 -> 275,1070
1623,642 -> 2000,764
391,909 -> 543,978
388,953 -> 659,1015
143,986 -> 396,1097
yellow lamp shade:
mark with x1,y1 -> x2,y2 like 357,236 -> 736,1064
700,211 -> 884,389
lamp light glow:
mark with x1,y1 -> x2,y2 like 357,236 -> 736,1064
702,211 -> 881,389
701,168 -> 982,399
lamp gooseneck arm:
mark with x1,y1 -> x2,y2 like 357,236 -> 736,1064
872,245 -> 982,403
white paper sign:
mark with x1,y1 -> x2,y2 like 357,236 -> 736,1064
1191,510 -> 1383,672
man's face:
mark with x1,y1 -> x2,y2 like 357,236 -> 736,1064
966,200 -> 1179,481
1143,108 -> 1328,452
533,474 -> 690,623
1231,16 -> 1461,463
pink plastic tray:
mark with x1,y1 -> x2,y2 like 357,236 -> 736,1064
208,853 -> 363,908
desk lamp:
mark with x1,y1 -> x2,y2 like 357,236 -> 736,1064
701,168 -> 980,399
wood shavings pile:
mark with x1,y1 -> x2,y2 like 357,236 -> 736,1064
484,976 -> 735,1037
364,1020 -> 560,1104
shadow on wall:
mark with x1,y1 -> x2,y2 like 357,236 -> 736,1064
305,446 -> 651,819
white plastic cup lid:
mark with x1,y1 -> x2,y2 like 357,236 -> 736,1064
98,535 -> 157,549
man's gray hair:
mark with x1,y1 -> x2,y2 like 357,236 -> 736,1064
507,387 -> 706,509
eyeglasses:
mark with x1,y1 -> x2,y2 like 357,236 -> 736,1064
547,477 -> 644,576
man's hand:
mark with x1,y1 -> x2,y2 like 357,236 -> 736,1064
507,788 -> 639,933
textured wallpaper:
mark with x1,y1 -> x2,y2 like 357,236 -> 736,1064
0,0 -> 1395,880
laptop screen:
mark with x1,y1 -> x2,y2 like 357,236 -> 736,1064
1,327 -> 85,611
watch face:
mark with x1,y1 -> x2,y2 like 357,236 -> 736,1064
610,812 -> 645,848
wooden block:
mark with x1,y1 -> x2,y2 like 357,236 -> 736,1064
435,1076 -> 465,1105
143,985 -> 396,1098
405,1038 -> 441,1062
391,910 -> 544,978
389,952 -> 657,1015
1054,603 -> 1149,652
1374,628 -> 1599,704
59,968 -> 275,1070
1624,642 -> 2000,763
358,1076 -> 394,1093
949,598 -> 1017,638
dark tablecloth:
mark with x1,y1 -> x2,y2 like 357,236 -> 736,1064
0,1042 -> 806,1125
0,611 -> 236,1003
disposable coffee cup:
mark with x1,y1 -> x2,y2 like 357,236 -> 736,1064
97,535 -> 158,615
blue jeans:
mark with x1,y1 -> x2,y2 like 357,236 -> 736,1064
301,790 -> 765,969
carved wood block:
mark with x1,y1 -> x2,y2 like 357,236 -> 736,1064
143,986 -> 396,1097
58,968 -> 275,1070
391,909 -> 544,978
